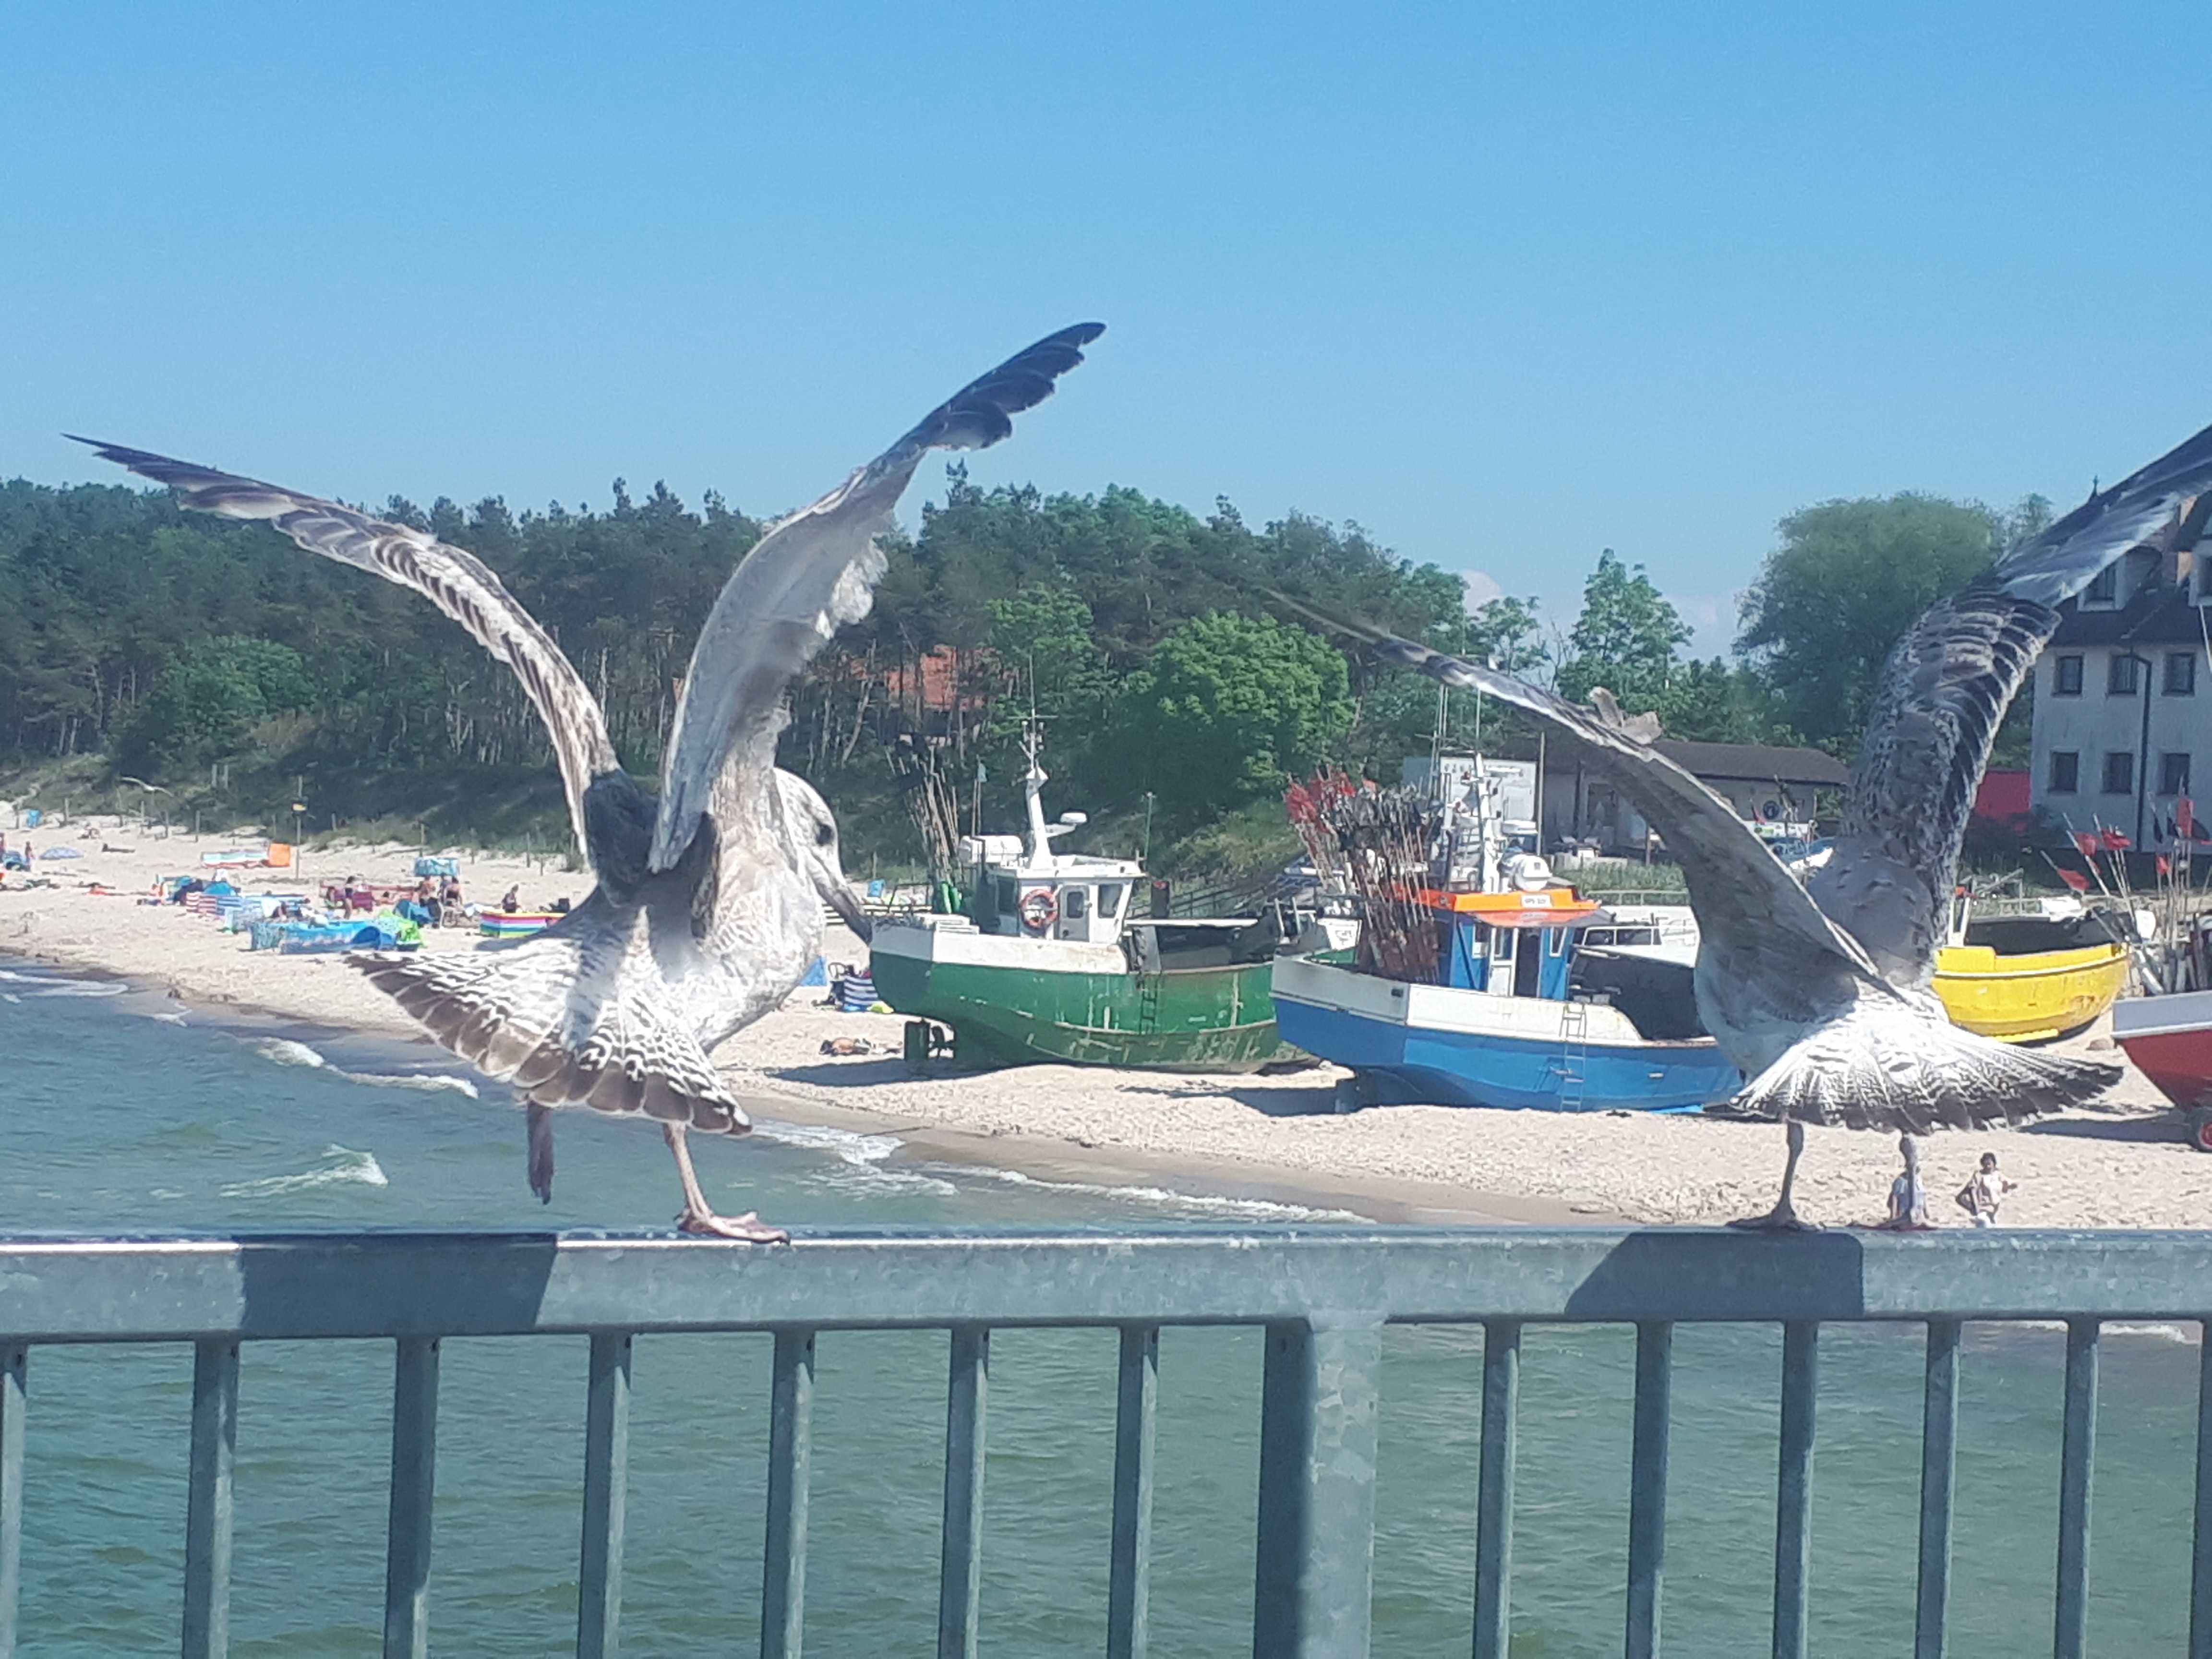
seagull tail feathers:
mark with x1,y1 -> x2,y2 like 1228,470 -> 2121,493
1733,1000 -> 2120,1133
349,950 -> 751,1135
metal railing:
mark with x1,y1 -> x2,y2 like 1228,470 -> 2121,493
3,1227 -> 2212,1658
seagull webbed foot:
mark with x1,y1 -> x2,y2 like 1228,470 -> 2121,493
1726,1200 -> 1822,1234
677,1206 -> 789,1244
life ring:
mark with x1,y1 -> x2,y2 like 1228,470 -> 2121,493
1019,888 -> 1058,933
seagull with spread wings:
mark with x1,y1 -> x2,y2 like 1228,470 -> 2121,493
1287,415 -> 2212,1227
79,322 -> 1103,1240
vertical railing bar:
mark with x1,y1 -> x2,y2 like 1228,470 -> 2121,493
2054,1318 -> 2099,1659
1472,1318 -> 1521,1659
1772,1321 -> 1817,1659
578,1332 -> 632,1659
2191,1319 -> 2212,1659
182,1337 -> 240,1659
1914,1317 -> 1961,1659
0,1343 -> 24,1659
1107,1324 -> 1159,1659
382,1335 -> 440,1659
1625,1321 -> 1671,1659
1252,1316 -> 1382,1658
760,1328 -> 815,1659
937,1324 -> 989,1659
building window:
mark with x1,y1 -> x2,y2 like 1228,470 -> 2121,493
2084,566 -> 2119,607
2109,653 -> 2141,696
2049,751 -> 2080,793
2168,652 -> 2199,696
2103,752 -> 2135,795
2163,753 -> 2193,795
2054,654 -> 2084,695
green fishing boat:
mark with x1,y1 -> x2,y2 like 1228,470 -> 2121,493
868,734 -> 1310,1070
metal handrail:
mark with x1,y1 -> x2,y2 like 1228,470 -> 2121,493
2,1226 -> 2210,1659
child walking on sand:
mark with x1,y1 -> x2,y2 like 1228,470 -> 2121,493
1960,1152 -> 2017,1227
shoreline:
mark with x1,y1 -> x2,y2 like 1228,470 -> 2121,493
5,821 -> 2207,1230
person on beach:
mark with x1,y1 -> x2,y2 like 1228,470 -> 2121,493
500,885 -> 520,913
1878,1135 -> 1932,1229
1961,1152 -> 2017,1227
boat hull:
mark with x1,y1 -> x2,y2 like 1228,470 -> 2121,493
2114,990 -> 2212,1109
1271,957 -> 1742,1112
1930,942 -> 2128,1043
869,927 -> 1289,1071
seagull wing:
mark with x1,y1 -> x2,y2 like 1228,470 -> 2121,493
72,439 -> 619,859
1813,417 -> 2212,985
1280,599 -> 1886,986
648,323 -> 1103,871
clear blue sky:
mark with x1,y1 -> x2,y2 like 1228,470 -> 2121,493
8,2 -> 2210,655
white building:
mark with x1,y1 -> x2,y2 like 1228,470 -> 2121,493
2029,541 -> 2212,848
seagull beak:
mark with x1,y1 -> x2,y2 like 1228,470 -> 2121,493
820,864 -> 873,942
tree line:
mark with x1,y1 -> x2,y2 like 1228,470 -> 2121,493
0,461 -> 2053,865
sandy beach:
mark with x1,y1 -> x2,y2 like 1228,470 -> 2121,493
4,817 -> 2207,1229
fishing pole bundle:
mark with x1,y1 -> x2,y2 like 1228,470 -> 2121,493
1285,772 -> 1445,982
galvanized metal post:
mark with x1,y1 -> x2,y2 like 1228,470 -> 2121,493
183,1338 -> 239,1659
2191,1322 -> 2212,1659
2054,1319 -> 2099,1659
578,1332 -> 631,1659
0,1344 -> 23,1659
761,1328 -> 814,1659
1914,1318 -> 1960,1659
383,1336 -> 439,1659
1253,1315 -> 1382,1659
1108,1324 -> 1159,1659
1772,1321 -> 1817,1659
1625,1321 -> 1671,1659
938,1325 -> 988,1659
1472,1319 -> 1520,1659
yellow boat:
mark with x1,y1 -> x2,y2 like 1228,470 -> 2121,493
1931,939 -> 2129,1043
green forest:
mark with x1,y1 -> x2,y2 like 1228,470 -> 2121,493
0,462 -> 2048,881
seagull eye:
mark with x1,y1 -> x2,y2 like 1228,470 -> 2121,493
816,824 -> 835,846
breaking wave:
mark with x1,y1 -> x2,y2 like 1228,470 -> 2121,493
983,1166 -> 1365,1222
751,1118 -> 957,1195
244,1036 -> 477,1097
219,1143 -> 390,1198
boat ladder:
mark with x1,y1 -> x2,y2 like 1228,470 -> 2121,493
1557,1000 -> 1588,1109
1137,971 -> 1161,1034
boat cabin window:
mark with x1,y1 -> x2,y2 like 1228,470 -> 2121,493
1064,887 -> 1089,922
995,877 -> 1019,917
1584,927 -> 1614,947
1097,883 -> 1124,919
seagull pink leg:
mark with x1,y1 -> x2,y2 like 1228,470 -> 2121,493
1727,1118 -> 1819,1232
664,1123 -> 787,1243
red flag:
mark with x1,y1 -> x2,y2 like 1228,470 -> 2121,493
2073,831 -> 2099,859
2101,829 -> 2132,852
2183,796 -> 2197,840
2056,867 -> 2092,892
2159,854 -> 2174,877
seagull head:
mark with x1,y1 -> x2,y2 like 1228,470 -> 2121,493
777,772 -> 871,942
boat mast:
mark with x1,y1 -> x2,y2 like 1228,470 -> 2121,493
1022,714 -> 1056,872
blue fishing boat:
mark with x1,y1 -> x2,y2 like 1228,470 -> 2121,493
1276,765 -> 1741,1112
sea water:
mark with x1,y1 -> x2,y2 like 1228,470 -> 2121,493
0,968 -> 2201,1656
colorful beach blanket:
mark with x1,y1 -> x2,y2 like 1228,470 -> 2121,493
479,912 -> 560,938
